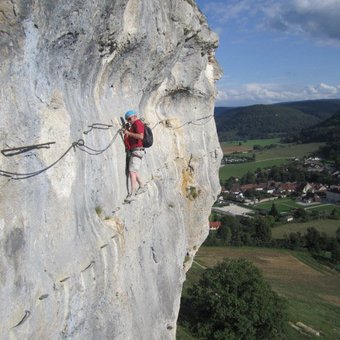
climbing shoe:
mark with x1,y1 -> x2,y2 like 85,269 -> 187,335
135,185 -> 147,195
124,194 -> 136,203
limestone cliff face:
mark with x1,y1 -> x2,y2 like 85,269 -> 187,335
0,0 -> 222,338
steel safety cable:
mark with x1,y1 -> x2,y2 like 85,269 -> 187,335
0,114 -> 215,180
75,129 -> 121,155
0,141 -> 81,180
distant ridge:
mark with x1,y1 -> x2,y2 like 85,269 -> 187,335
215,99 -> 340,141
300,110 -> 340,143
275,99 -> 340,119
214,107 -> 234,117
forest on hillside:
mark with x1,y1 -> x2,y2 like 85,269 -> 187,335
215,99 -> 340,141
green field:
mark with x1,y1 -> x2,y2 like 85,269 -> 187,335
220,158 -> 287,181
178,247 -> 340,340
221,138 -> 281,148
256,143 -> 324,161
219,142 -> 324,181
306,204 -> 340,214
255,198 -> 301,213
272,218 -> 340,239
254,198 -> 340,216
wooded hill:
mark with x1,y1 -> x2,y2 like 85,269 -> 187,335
300,110 -> 340,168
300,110 -> 340,143
215,99 -> 340,141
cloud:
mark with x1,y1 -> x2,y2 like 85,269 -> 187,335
199,0 -> 262,32
216,82 -> 340,106
199,1 -> 251,23
198,0 -> 340,46
265,0 -> 340,46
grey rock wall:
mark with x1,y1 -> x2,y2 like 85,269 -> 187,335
0,0 -> 222,339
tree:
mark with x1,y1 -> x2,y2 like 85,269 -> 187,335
184,259 -> 287,339
293,207 -> 307,221
329,239 -> 340,264
305,227 -> 321,253
216,225 -> 232,245
231,227 -> 243,246
253,217 -> 272,245
330,208 -> 340,220
209,212 -> 218,222
287,232 -> 304,250
225,177 -> 235,190
336,227 -> 340,243
269,203 -> 280,220
204,231 -> 218,246
256,169 -> 268,183
241,171 -> 256,184
270,166 -> 281,182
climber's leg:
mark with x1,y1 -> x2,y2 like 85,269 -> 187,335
125,150 -> 145,202
136,172 -> 143,187
130,171 -> 138,194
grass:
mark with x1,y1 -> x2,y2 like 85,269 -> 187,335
180,246 -> 340,339
255,198 -> 340,217
306,204 -> 340,214
256,143 -> 324,161
220,158 -> 287,181
294,251 -> 335,275
221,138 -> 281,147
219,142 -> 324,181
272,218 -> 340,239
221,138 -> 281,149
255,197 -> 301,213
220,138 -> 281,154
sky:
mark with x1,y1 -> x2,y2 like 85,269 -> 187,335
196,0 -> 340,107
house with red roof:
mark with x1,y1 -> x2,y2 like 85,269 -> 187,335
209,221 -> 221,230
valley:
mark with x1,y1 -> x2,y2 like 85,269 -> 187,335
178,101 -> 340,339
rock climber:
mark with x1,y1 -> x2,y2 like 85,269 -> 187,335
123,110 -> 147,203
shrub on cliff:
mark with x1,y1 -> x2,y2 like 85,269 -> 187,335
184,259 -> 287,339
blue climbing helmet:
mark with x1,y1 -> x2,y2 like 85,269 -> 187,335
125,110 -> 137,120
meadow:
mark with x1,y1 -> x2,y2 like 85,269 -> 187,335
178,246 -> 340,340
306,204 -> 340,214
220,158 -> 287,181
256,142 -> 324,161
272,218 -> 340,239
219,142 -> 324,181
221,138 -> 281,147
255,197 -> 301,213
254,197 -> 340,215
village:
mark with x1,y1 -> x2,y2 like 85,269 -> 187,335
211,156 -> 340,225
219,181 -> 340,205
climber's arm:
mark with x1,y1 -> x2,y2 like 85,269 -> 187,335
124,130 -> 144,140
